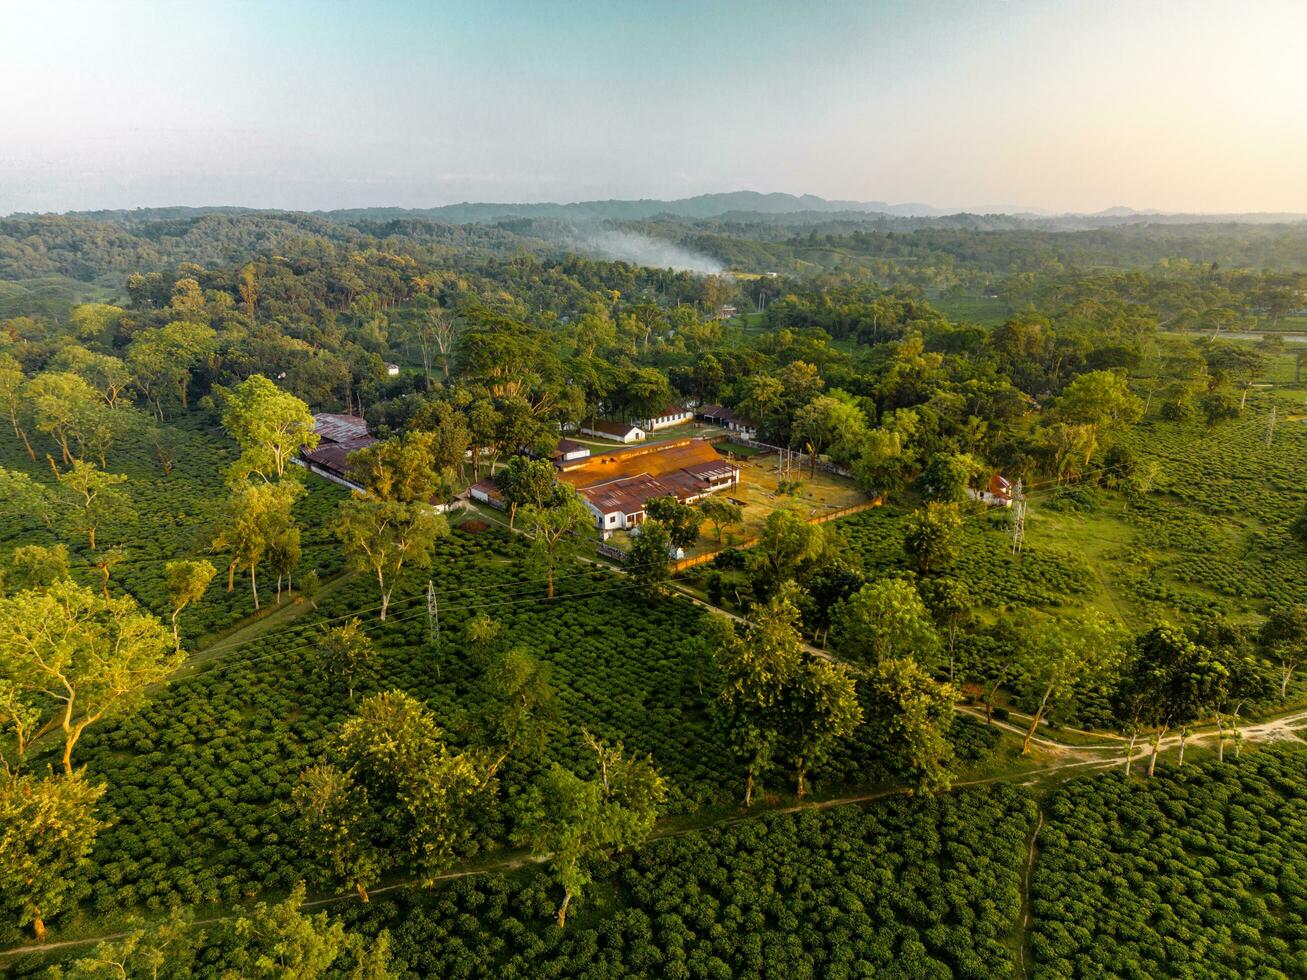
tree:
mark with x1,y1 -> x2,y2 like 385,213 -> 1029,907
0,353 -> 35,459
919,452 -> 982,503
337,691 -> 482,885
1258,604 -> 1307,699
26,371 -> 100,464
645,495 -> 703,552
212,481 -> 304,610
7,544 -> 70,592
792,393 -> 867,475
700,496 -> 743,545
222,375 -> 319,482
71,905 -> 201,979
162,560 -> 216,651
918,576 -> 973,682
498,455 -> 559,529
1014,611 -> 1124,755
1120,625 -> 1222,774
68,303 -> 125,343
0,580 -> 181,773
748,509 -> 826,594
292,765 -> 381,902
902,502 -> 962,575
127,321 -> 215,418
852,428 -> 909,500
0,771 -> 107,940
862,657 -> 957,794
782,656 -> 861,798
335,497 -> 448,620
348,429 -> 451,504
831,578 -> 941,668
713,595 -> 803,805
0,468 -> 51,530
268,522 -> 302,603
513,734 -> 666,927
316,618 -> 376,701
627,519 -> 673,590
1052,370 -> 1144,466
50,346 -> 133,410
520,487 -> 593,598
225,882 -> 352,978
473,646 -> 558,779
57,459 -> 132,550
1194,617 -> 1274,761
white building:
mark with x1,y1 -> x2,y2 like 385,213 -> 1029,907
580,420 -> 646,443
640,403 -> 694,432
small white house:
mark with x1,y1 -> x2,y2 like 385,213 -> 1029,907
581,420 -> 646,444
554,438 -> 591,462
968,474 -> 1015,508
640,403 -> 694,432
385,363 -> 400,377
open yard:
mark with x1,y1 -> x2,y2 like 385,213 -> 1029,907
605,449 -> 870,557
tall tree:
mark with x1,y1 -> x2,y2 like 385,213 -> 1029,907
792,392 -> 867,475
224,882 -> 355,978
1118,625 -> 1220,775
902,502 -> 962,575
222,375 -> 319,482
335,497 -> 448,620
56,459 -> 132,550
316,618 -> 376,701
0,771 -> 107,940
26,371 -> 100,465
782,656 -> 861,798
627,519 -> 674,590
520,487 -> 593,598
1013,611 -> 1124,755
293,764 -> 381,903
336,690 -> 483,885
71,905 -> 200,979
831,578 -> 941,668
0,580 -> 181,773
472,646 -> 558,779
862,656 -> 957,794
1258,605 -> 1306,699
0,353 -> 35,459
513,734 -> 666,927
1051,369 -> 1144,467
498,456 -> 559,529
212,481 -> 304,609
748,509 -> 826,594
163,559 -> 217,650
644,495 -> 703,553
918,576 -> 973,682
700,496 -> 744,546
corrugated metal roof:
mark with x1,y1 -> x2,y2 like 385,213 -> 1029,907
313,413 -> 370,444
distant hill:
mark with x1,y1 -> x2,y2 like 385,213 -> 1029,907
14,193 -> 1307,227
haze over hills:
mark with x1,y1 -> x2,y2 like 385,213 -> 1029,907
17,191 -> 1307,228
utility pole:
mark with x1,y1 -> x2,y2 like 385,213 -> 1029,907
1010,479 -> 1026,555
1266,404 -> 1277,447
427,580 -> 440,675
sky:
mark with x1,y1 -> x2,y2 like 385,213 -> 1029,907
3,0 -> 1307,215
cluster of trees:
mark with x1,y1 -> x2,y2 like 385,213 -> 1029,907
296,624 -> 666,930
0,576 -> 183,939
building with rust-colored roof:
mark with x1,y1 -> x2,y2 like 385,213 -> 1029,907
557,437 -> 739,537
297,413 -> 376,490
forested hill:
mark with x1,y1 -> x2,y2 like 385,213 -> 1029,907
6,203 -> 1307,291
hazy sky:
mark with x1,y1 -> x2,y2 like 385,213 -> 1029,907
4,0 -> 1306,215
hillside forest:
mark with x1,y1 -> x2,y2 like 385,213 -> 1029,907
0,208 -> 1304,978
